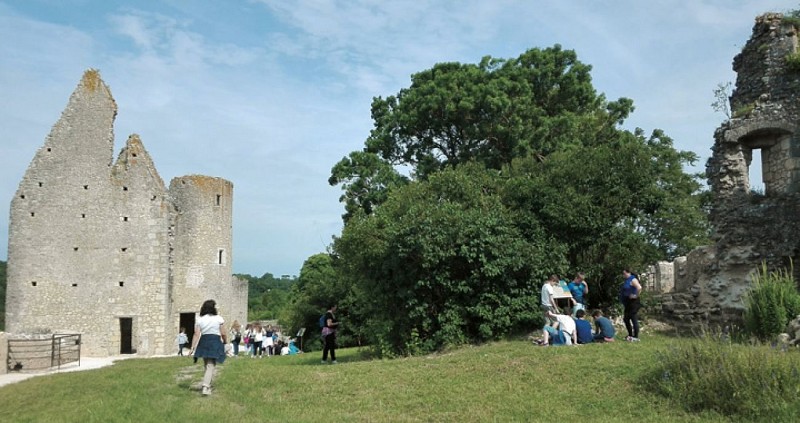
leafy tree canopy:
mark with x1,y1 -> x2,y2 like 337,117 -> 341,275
330,45 -> 636,219
323,45 -> 709,355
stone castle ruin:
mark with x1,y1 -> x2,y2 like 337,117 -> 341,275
4,70 -> 248,357
657,14 -> 800,328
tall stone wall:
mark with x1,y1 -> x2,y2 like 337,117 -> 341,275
659,14 -> 800,328
4,70 -> 247,357
170,176 -> 247,330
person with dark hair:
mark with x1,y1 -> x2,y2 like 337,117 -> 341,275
230,320 -> 242,356
591,310 -> 616,342
573,309 -> 593,344
175,327 -> 189,356
189,299 -> 228,395
567,272 -> 588,315
619,269 -> 642,342
321,305 -> 340,364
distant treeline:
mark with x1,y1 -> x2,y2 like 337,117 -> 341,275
236,272 -> 297,322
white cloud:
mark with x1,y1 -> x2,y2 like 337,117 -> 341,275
1,0 -> 798,275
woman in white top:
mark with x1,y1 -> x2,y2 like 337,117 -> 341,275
189,299 -> 228,396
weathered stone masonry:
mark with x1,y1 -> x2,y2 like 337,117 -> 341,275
5,70 -> 248,356
658,14 -> 800,328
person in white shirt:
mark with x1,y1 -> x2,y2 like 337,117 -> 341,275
189,299 -> 228,396
540,275 -> 560,326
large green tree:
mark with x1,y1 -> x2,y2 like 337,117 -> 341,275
282,253 -> 366,350
329,45 -> 709,355
334,164 -> 565,354
331,45 -> 633,218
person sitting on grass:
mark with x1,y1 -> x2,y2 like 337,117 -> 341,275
541,325 -> 566,346
574,309 -> 594,344
591,310 -> 616,342
539,311 -> 577,346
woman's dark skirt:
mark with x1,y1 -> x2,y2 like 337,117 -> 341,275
194,334 -> 226,364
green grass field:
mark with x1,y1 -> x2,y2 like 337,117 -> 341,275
0,334 -> 768,422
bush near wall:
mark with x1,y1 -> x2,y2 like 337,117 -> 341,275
743,263 -> 800,340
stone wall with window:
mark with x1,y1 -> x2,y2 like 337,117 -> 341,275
659,14 -> 800,328
4,70 -> 248,357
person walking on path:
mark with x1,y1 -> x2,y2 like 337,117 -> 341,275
619,269 -> 642,342
189,299 -> 228,396
321,305 -> 340,364
175,327 -> 189,356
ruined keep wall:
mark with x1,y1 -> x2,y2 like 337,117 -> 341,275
5,70 -> 247,357
660,14 -> 800,327
170,176 -> 247,328
5,71 -> 173,356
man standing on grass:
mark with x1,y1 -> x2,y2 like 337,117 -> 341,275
540,275 -> 560,326
322,305 -> 340,364
568,272 -> 588,315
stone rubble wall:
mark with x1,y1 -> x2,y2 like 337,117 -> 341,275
0,332 -> 6,375
657,14 -> 800,329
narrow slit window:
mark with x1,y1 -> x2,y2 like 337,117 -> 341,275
73,247 -> 78,251
218,249 -> 224,265
81,213 -> 86,218
30,212 -> 35,217
38,182 -> 43,187
119,281 -> 124,287
123,186 -> 128,191
122,216 -> 128,222
83,185 -> 88,190
72,283 -> 78,287
216,194 -> 221,206
31,281 -> 37,287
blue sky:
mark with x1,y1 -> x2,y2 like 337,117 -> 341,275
0,0 -> 796,277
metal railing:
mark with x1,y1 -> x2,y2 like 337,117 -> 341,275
7,333 -> 82,372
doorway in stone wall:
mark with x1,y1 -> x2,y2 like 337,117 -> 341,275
120,317 -> 134,354
179,313 -> 196,347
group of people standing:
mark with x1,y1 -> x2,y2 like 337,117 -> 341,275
228,322 -> 279,358
538,270 -> 642,345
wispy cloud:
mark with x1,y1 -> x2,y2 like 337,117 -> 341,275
1,0 -> 797,274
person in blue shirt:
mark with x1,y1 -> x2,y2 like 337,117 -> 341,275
574,309 -> 594,344
567,272 -> 588,316
619,269 -> 643,341
591,310 -> 616,342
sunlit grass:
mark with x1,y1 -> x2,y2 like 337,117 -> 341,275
0,335 -> 741,422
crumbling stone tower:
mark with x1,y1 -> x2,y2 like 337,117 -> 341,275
660,13 -> 800,327
5,70 -> 248,356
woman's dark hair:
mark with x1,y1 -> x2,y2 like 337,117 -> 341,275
200,299 -> 217,316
